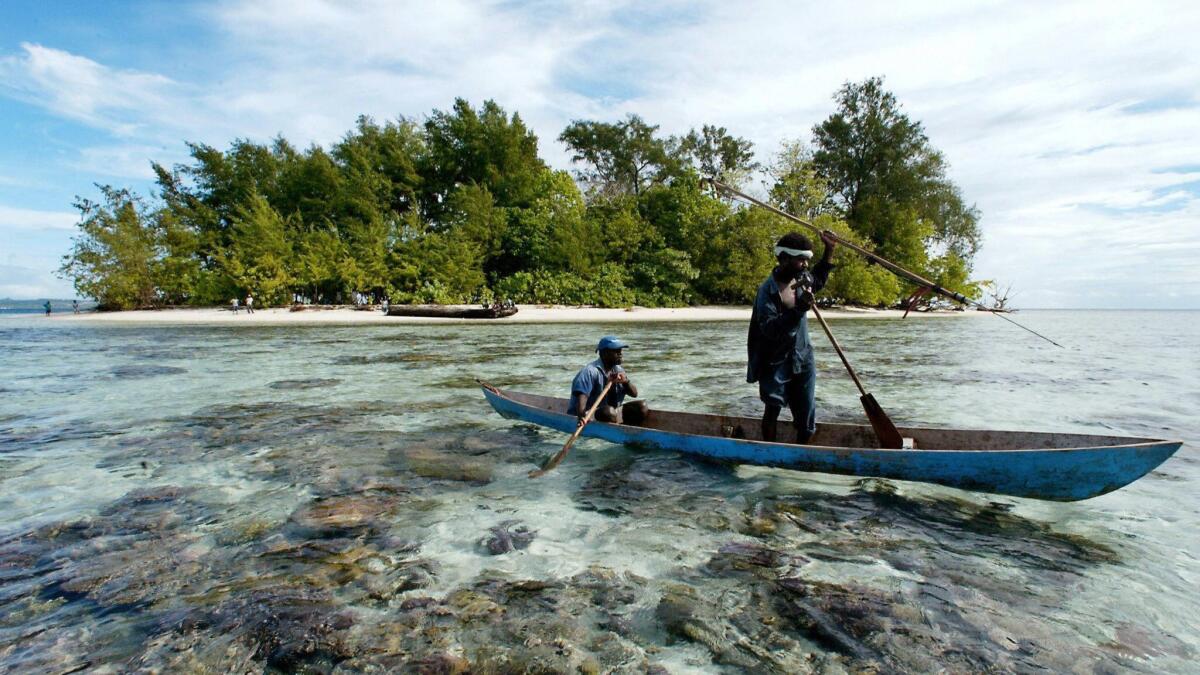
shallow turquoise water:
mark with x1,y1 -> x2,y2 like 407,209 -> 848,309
1,311 -> 1196,672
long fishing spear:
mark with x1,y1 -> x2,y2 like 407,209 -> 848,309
705,178 -> 1062,348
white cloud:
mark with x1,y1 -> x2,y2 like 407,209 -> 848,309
0,205 -> 78,231
72,144 -> 173,180
2,0 -> 1199,305
0,263 -> 74,299
0,43 -> 179,136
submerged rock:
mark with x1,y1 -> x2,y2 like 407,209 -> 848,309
254,533 -> 436,604
705,542 -> 806,579
576,456 -> 735,519
287,492 -> 407,537
404,446 -> 493,484
133,587 -> 356,672
480,520 -> 536,555
569,566 -> 646,612
110,364 -> 187,378
655,583 -> 766,671
267,378 -> 341,390
772,577 -> 887,664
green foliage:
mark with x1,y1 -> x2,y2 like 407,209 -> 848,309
294,227 -> 349,303
332,115 -> 423,217
498,170 -> 597,276
678,125 -> 758,188
701,207 -> 793,303
635,174 -> 732,302
59,187 -> 159,310
422,99 -> 545,219
768,140 -> 833,220
446,183 -> 505,265
812,76 -> 981,274
61,91 -> 985,311
922,252 -> 982,308
583,196 -> 645,266
389,223 -> 486,304
217,194 -> 293,306
559,114 -> 681,197
152,207 -> 205,305
494,264 -> 635,307
628,247 -> 697,306
814,219 -> 903,307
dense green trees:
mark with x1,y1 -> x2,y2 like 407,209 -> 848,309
811,77 -> 982,301
61,82 -> 984,310
60,188 -> 160,310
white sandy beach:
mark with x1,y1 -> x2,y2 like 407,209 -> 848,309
40,304 -> 984,325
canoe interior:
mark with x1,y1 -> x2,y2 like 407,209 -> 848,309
502,390 -> 1162,452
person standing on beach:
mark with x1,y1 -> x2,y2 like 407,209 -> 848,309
72,300 -> 80,314
569,336 -> 648,426
245,293 -> 254,314
747,231 -> 837,444
43,300 -> 51,315
230,297 -> 239,314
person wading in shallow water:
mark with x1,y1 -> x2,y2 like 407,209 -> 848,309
568,336 -> 649,426
747,231 -> 837,444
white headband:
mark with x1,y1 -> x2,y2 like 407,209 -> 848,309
774,245 -> 813,259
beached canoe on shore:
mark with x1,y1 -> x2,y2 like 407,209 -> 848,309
387,304 -> 518,319
480,383 -> 1181,501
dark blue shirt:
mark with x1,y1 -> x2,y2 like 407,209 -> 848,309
568,359 -> 627,415
746,260 -> 833,382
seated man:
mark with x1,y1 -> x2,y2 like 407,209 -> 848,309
568,336 -> 649,426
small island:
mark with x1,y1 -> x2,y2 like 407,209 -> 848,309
58,80 -> 986,316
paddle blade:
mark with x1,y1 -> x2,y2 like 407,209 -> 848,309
860,393 -> 905,449
529,434 -> 580,478
530,380 -> 614,478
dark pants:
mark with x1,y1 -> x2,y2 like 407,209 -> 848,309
758,358 -> 817,442
596,400 -> 649,425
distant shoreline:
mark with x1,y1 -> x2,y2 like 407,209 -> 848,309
32,304 -> 984,325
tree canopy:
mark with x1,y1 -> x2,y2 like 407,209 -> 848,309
61,84 -> 984,310
811,77 -> 982,297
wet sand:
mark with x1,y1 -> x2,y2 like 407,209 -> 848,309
46,304 -> 983,325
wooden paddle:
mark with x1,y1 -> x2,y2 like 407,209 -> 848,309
806,295 -> 905,449
529,379 -> 615,478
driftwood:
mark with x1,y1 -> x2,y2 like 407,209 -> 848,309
289,304 -> 350,312
386,304 -> 518,319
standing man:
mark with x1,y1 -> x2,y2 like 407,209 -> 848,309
747,231 -> 837,444
72,299 -> 80,314
245,293 -> 255,314
230,297 -> 240,314
43,300 -> 51,315
568,336 -> 648,426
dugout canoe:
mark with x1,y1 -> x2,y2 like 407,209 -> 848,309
479,383 -> 1181,501
386,304 -> 518,319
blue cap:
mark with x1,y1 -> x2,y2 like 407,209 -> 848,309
596,335 -> 628,352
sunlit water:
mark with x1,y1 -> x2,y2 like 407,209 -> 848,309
1,311 -> 1196,672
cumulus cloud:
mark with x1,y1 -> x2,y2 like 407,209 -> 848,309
1,0 -> 1198,306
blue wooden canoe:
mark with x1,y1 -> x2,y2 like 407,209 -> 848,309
480,383 -> 1182,501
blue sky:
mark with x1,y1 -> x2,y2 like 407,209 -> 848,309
2,0 -> 1198,307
